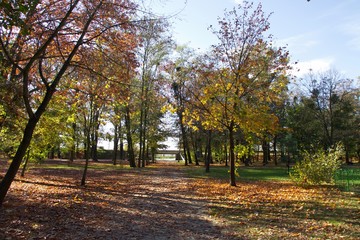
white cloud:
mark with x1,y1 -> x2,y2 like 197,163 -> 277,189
290,57 -> 335,77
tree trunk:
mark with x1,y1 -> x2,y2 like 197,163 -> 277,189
186,140 -> 192,165
120,139 -> 124,160
273,135 -> 278,166
125,106 -> 136,168
224,140 -> 228,167
81,126 -> 91,186
21,149 -> 31,177
91,109 -> 99,162
0,117 -> 39,206
262,140 -> 269,165
228,123 -> 236,186
112,124 -> 119,165
205,130 -> 212,173
0,0 -> 101,206
191,133 -> 200,166
180,120 -> 188,166
69,122 -> 77,163
345,145 -> 350,164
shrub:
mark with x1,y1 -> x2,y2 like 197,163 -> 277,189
290,144 -> 343,185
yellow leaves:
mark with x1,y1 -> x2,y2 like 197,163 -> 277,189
72,194 -> 83,204
226,83 -> 232,91
161,104 -> 171,113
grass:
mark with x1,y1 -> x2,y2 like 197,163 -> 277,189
186,165 -> 291,182
186,164 -> 360,239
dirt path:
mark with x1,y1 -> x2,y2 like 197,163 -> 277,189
0,161 -> 231,239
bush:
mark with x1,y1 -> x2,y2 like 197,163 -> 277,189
290,144 -> 343,185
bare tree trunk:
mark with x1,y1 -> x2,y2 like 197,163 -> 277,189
21,149 -> 31,177
0,117 -> 38,206
81,118 -> 91,186
205,130 -> 212,173
273,135 -> 278,166
125,106 -> 136,168
112,124 -> 119,165
262,140 -> 269,166
229,123 -> 236,187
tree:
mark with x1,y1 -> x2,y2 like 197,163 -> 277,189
288,69 -> 359,163
185,2 -> 290,186
136,16 -> 173,167
169,45 -> 198,166
0,0 -> 137,206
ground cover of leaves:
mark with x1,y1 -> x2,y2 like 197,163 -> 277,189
1,160 -> 359,240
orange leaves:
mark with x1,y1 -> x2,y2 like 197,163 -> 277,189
189,175 -> 360,239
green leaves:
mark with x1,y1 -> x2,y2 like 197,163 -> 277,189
290,144 -> 344,185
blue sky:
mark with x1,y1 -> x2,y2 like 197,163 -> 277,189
147,0 -> 360,79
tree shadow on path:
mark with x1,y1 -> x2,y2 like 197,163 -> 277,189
0,160 -> 238,239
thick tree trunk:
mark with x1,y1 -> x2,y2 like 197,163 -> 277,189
0,117 -> 38,206
0,0 -> 100,206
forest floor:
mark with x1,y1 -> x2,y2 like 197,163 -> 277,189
0,159 -> 359,240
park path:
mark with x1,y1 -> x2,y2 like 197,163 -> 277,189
106,162 -> 226,240
0,160 -> 234,239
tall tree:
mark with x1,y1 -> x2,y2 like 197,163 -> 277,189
186,2 -> 290,186
289,69 -> 359,162
136,17 -> 173,167
0,0 -> 137,206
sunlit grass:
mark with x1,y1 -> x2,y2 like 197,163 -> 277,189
186,165 -> 290,182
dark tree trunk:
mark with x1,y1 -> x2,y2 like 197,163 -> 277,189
229,124 -> 236,187
112,124 -> 119,165
273,135 -> 278,166
205,130 -> 212,173
186,140 -> 192,165
21,149 -> 31,177
69,122 -> 77,163
224,140 -> 228,167
125,106 -> 136,168
192,133 -> 200,166
180,122 -> 188,166
0,117 -> 39,206
120,139 -> 124,160
91,110 -> 100,162
262,140 -> 269,165
345,145 -> 350,164
81,126 -> 91,186
0,0 -> 100,206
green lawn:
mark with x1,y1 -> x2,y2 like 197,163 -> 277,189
186,165 -> 291,182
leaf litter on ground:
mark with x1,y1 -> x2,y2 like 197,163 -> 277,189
0,159 -> 359,240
